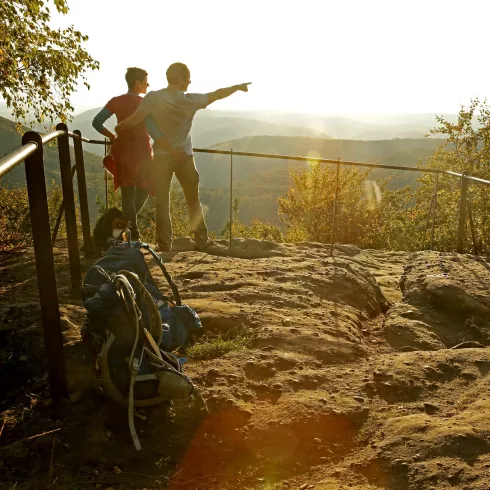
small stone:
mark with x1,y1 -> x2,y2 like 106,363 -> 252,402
353,396 -> 364,403
19,355 -> 28,362
207,368 -> 219,378
300,484 -> 309,490
113,466 -> 122,475
423,402 -> 439,415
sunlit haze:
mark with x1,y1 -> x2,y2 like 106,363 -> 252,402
50,0 -> 490,116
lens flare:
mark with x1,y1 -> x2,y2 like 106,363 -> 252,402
365,180 -> 382,208
306,150 -> 321,168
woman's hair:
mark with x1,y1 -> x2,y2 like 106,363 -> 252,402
125,67 -> 148,90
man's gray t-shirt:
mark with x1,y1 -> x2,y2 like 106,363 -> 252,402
139,89 -> 208,155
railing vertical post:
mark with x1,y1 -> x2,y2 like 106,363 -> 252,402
104,137 -> 109,210
467,200 -> 478,255
22,131 -> 68,400
56,123 -> 81,292
456,171 -> 469,253
52,164 -> 77,246
229,148 -> 233,251
73,130 -> 95,257
330,159 -> 340,257
429,172 -> 439,250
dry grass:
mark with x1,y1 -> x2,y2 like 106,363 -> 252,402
187,326 -> 259,360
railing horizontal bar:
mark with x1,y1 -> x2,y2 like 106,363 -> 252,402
193,148 -> 443,174
41,130 -> 66,145
0,142 -> 38,178
463,174 -> 490,185
1,130 -> 110,180
67,132 -> 110,145
445,170 -> 463,177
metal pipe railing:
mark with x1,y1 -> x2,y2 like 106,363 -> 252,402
57,123 -> 81,293
0,130 -> 110,179
193,147 -> 490,256
194,147 -> 445,174
463,174 -> 490,185
41,130 -> 65,146
73,130 -> 96,256
22,130 -> 68,400
0,143 -> 38,178
68,131 -> 111,145
0,126 -> 109,401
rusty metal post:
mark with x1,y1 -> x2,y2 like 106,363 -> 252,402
56,123 -> 81,292
456,172 -> 469,253
429,173 -> 439,250
104,137 -> 109,210
467,200 -> 478,255
229,148 -> 233,250
73,130 -> 95,257
22,131 -> 68,400
421,197 -> 433,249
51,164 -> 77,245
330,159 -> 340,256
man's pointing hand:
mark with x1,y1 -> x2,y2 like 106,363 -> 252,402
237,83 -> 252,92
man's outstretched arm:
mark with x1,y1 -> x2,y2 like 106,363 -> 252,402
115,104 -> 150,134
206,82 -> 251,105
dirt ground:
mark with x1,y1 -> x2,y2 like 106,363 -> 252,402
1,240 -> 490,489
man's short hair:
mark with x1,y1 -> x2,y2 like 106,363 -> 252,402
125,67 -> 148,89
166,63 -> 190,84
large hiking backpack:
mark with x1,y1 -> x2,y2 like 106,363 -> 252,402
81,239 -> 203,450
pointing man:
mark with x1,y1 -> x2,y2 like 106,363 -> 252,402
115,62 -> 251,253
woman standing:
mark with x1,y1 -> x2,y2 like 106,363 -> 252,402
92,67 -> 152,240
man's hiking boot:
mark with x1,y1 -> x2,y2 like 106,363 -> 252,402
194,239 -> 228,253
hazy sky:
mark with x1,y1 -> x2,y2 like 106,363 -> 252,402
52,0 -> 489,116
